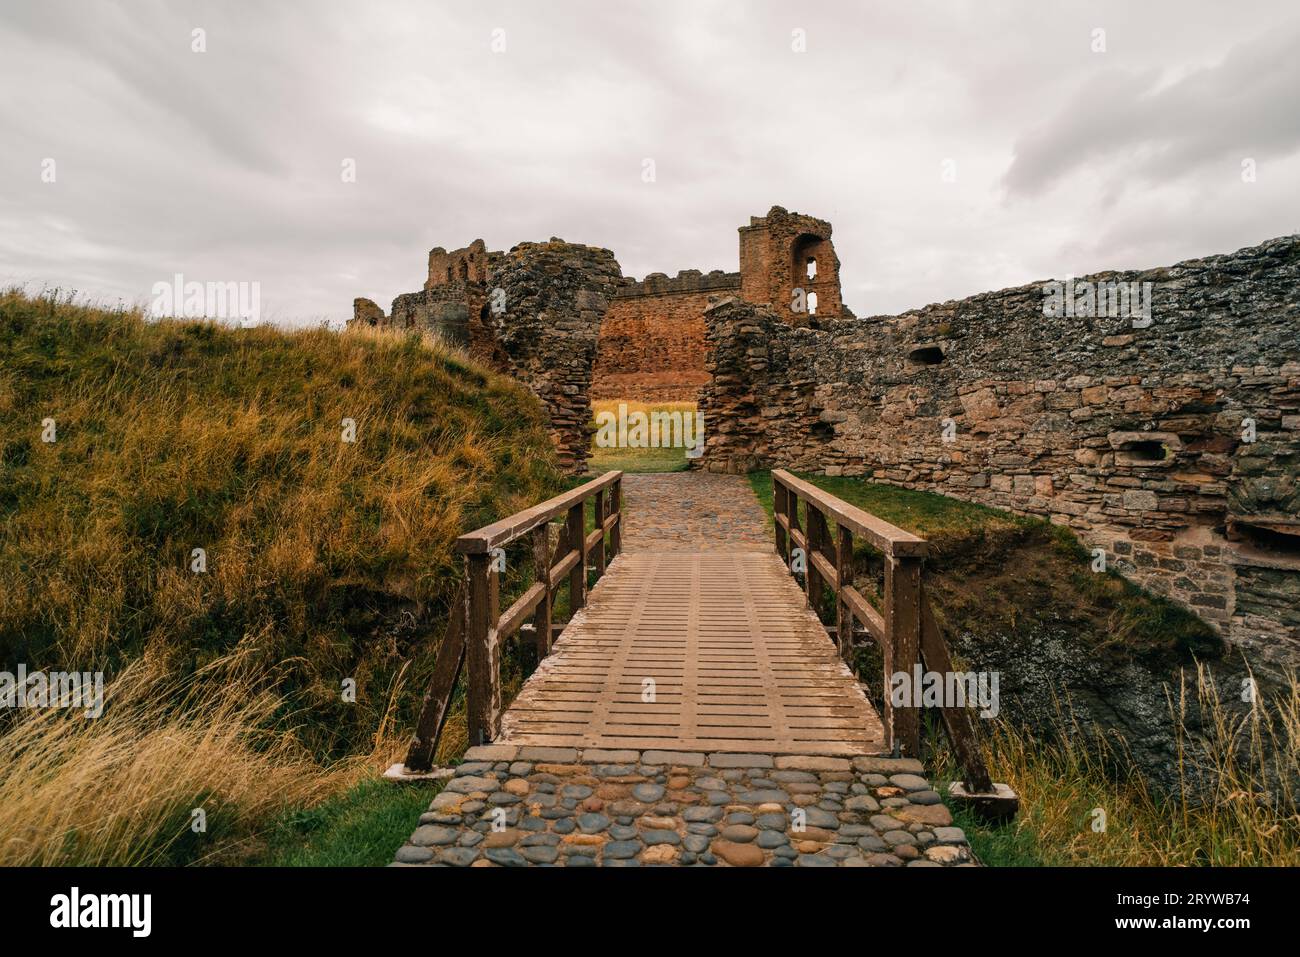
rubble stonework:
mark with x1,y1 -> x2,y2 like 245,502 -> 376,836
489,240 -> 622,472
699,236 -> 1300,670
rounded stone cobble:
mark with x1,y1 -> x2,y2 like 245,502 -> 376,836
391,750 -> 972,867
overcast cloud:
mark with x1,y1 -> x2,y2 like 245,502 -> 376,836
1,0 -> 1297,325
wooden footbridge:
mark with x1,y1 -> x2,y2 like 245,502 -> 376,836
399,469 -> 1012,815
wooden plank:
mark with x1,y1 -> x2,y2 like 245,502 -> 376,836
920,593 -> 993,792
787,491 -> 803,576
809,548 -> 838,592
497,580 -> 546,643
593,489 -> 606,577
457,470 -> 623,554
835,523 -> 854,662
885,554 -> 922,758
567,501 -> 586,612
774,480 -> 789,562
773,470 -> 927,558
465,553 -> 501,746
498,551 -> 885,755
402,584 -> 467,771
531,524 -> 553,657
842,585 -> 885,642
584,527 -> 604,563
805,504 -> 828,617
788,525 -> 807,553
609,478 -> 622,557
548,548 -> 580,590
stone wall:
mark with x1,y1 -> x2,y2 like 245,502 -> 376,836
591,270 -> 739,402
699,236 -> 1300,671
489,240 -> 622,472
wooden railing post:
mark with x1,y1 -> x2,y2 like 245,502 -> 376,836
567,501 -> 586,612
774,478 -> 788,562
835,523 -> 854,662
465,552 -> 501,746
609,478 -> 622,557
885,553 -> 922,758
806,504 -> 828,616
593,489 -> 606,578
788,491 -> 803,573
531,524 -> 553,657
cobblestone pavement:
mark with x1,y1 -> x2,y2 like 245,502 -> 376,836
619,472 -> 772,551
393,746 -> 974,867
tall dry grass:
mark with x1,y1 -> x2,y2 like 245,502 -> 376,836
0,653 -> 359,866
0,288 -> 564,758
944,665 -> 1300,866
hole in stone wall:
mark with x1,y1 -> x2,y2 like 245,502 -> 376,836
1228,519 -> 1300,559
1118,439 -> 1168,463
807,292 -> 818,315
806,257 -> 817,279
907,345 -> 945,365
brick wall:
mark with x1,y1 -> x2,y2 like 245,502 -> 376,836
592,270 -> 739,402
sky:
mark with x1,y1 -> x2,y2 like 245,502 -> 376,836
1,0 -> 1297,326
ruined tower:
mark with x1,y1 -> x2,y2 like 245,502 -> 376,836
738,206 -> 844,323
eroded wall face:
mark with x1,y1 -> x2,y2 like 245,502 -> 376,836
700,237 -> 1300,671
592,271 -> 740,402
489,241 -> 622,472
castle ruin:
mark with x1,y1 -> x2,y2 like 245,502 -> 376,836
350,208 -> 1300,672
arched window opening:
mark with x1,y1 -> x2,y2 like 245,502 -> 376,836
806,257 -> 817,279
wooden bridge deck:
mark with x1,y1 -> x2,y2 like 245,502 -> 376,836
498,549 -> 885,756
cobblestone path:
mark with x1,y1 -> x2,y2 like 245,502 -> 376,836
619,472 -> 771,551
393,747 -> 973,867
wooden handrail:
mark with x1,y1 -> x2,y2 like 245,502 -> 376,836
455,471 -> 623,554
403,471 -> 624,759
773,469 -> 927,558
772,468 -> 995,795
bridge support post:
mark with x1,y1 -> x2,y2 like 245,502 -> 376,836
609,478 -> 622,557
885,554 -> 922,758
774,481 -> 789,562
805,507 -> 828,615
532,524 -> 553,657
567,501 -> 586,612
465,552 -> 502,746
835,523 -> 854,662
593,489 -> 606,576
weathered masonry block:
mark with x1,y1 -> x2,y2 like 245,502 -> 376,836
700,236 -> 1300,672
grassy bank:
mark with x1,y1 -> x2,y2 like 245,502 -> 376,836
0,289 -> 566,864
588,400 -> 695,473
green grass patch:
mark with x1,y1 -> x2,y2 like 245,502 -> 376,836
255,777 -> 437,867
